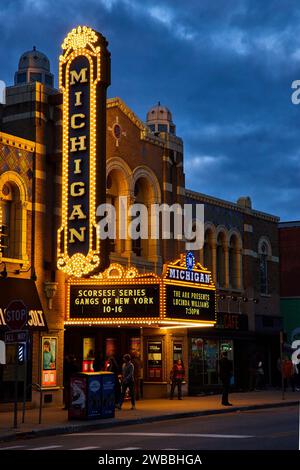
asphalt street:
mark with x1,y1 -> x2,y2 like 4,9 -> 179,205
0,406 -> 298,450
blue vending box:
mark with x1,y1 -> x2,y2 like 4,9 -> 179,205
100,372 -> 115,418
87,373 -> 102,418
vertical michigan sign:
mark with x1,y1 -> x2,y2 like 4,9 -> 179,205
57,26 -> 110,277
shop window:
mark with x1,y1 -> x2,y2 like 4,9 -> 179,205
189,337 -> 234,392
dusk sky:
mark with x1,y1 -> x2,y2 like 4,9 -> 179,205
1,0 -> 300,221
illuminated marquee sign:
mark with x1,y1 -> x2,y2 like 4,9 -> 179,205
162,254 -> 216,324
57,26 -> 110,277
66,264 -> 162,325
65,259 -> 216,328
70,284 -> 160,318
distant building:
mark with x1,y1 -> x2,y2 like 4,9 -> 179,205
279,221 -> 300,344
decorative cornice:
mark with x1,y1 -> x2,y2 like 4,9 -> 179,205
185,189 -> 280,223
0,132 -> 35,152
107,97 -> 165,147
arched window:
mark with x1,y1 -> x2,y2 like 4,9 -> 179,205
0,173 -> 28,261
0,181 -> 22,259
132,178 -> 150,257
229,235 -> 239,289
203,230 -> 213,274
216,232 -> 226,287
259,242 -> 268,294
106,169 -> 128,254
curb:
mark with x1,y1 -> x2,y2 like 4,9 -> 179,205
0,400 -> 298,443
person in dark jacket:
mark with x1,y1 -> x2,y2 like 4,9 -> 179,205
105,355 -> 121,405
117,354 -> 136,410
219,351 -> 233,406
169,359 -> 185,400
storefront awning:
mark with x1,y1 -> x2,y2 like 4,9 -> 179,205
0,278 -> 48,331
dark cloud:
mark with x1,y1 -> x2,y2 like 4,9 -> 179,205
1,0 -> 300,220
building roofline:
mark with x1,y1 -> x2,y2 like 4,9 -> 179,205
107,97 -> 165,147
278,221 -> 300,228
185,188 -> 280,223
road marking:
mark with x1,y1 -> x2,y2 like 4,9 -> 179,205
71,446 -> 100,450
0,445 -> 26,450
30,445 -> 63,450
117,447 -> 141,450
67,432 -> 254,439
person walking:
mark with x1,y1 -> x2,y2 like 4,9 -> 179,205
219,351 -> 233,406
132,352 -> 142,400
105,354 -> 121,405
254,356 -> 265,390
117,354 -> 136,410
282,357 -> 295,392
169,359 -> 185,400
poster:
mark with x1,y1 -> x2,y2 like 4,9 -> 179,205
147,341 -> 162,380
87,376 -> 102,418
173,343 -> 183,363
83,337 -> 95,360
101,373 -> 115,418
69,375 -> 87,419
41,336 -> 57,387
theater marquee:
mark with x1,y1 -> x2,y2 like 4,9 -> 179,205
66,257 -> 216,328
162,254 -> 216,325
57,26 -> 110,277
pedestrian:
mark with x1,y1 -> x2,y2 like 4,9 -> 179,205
255,356 -> 265,390
132,351 -> 142,400
219,351 -> 233,406
169,359 -> 185,400
93,352 -> 104,372
105,354 -> 121,405
282,357 -> 295,392
117,354 -> 136,410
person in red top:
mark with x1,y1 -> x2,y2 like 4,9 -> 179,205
169,359 -> 185,400
282,357 -> 295,392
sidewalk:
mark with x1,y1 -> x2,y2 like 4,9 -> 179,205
0,390 -> 299,443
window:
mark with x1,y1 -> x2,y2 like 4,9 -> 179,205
158,124 -> 168,133
260,242 -> 268,294
16,72 -> 26,84
0,177 -> 27,260
217,232 -> 226,287
148,124 -> 155,132
203,230 -> 213,273
30,72 -> 42,83
45,74 -> 53,87
229,235 -> 239,289
0,198 -> 10,257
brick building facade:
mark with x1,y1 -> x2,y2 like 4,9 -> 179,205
0,31 -> 281,406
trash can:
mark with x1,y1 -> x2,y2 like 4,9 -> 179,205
68,372 -> 115,420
